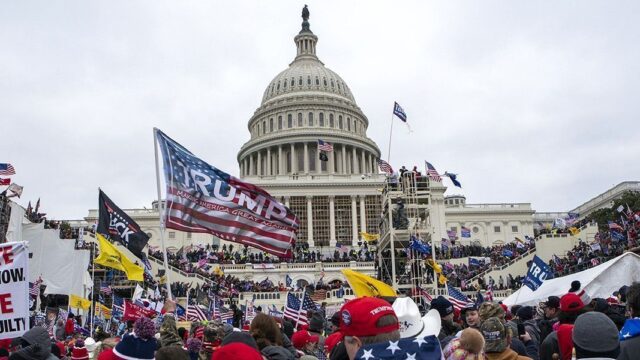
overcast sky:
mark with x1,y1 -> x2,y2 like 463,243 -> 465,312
1,1 -> 638,220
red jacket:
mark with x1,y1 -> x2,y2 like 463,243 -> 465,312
65,318 -> 75,335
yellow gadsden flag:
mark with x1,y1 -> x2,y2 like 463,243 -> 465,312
69,294 -> 91,310
95,234 -> 144,281
341,269 -> 396,298
95,303 -> 112,319
359,232 -> 380,242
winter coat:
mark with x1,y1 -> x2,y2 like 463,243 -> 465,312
8,327 -> 58,360
159,314 -> 184,348
261,345 -> 295,360
539,331 -> 560,360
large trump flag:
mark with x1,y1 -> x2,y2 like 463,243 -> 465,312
154,129 -> 299,258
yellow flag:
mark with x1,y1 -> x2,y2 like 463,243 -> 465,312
95,303 -> 112,319
69,294 -> 91,310
94,234 -> 144,281
341,269 -> 396,298
569,227 -> 580,236
438,274 -> 447,285
213,266 -> 224,276
426,259 -> 443,274
359,232 -> 380,242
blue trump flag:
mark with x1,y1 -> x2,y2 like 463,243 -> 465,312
408,235 -> 431,255
502,249 -> 513,257
523,255 -> 554,291
469,258 -> 480,267
393,102 -> 407,122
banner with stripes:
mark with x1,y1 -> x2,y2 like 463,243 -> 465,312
155,129 -> 299,258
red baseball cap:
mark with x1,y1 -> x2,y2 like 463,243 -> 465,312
560,293 -> 585,312
291,330 -> 319,349
324,331 -> 344,353
339,297 -> 399,337
212,343 -> 263,360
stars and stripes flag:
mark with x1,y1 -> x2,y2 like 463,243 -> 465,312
377,159 -> 393,175
425,161 -> 442,182
284,292 -> 318,326
0,163 -> 16,176
415,286 -> 433,303
29,278 -> 42,297
317,139 -> 334,152
219,305 -> 234,322
461,226 -> 471,238
187,304 -> 207,322
393,102 -> 407,122
447,284 -> 474,311
608,221 -> 624,232
155,129 -> 299,258
100,282 -> 112,295
485,284 -> 494,302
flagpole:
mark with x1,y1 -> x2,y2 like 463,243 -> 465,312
294,287 -> 306,330
90,244 -> 96,337
153,128 -> 173,301
387,113 -> 395,163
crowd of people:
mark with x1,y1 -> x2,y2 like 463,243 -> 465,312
6,279 -> 640,360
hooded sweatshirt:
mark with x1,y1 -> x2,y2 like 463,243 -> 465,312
8,327 -> 58,360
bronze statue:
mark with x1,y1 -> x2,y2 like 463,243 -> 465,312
302,5 -> 309,21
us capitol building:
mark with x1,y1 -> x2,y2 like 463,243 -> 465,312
78,8 -> 639,292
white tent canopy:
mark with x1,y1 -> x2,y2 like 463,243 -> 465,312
503,252 -> 640,307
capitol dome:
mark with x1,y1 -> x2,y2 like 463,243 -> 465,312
238,9 -> 381,180
236,7 -> 385,249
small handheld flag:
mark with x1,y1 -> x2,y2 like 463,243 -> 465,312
0,163 -> 16,176
425,161 -> 442,182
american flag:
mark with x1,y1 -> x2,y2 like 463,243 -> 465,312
425,161 -> 442,182
219,305 -> 234,322
485,284 -> 494,302
415,286 -> 433,302
377,159 -> 393,175
155,129 -> 299,258
187,304 -> 207,322
608,221 -> 624,232
100,282 -> 112,295
29,278 -> 42,297
284,292 -> 317,326
317,139 -> 334,152
0,163 -> 15,176
447,284 -> 474,311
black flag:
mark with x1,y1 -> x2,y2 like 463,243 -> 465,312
319,151 -> 328,162
97,189 -> 149,260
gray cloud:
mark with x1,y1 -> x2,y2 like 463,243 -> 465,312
0,1 -> 638,219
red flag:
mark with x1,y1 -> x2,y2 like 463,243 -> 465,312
0,178 -> 10,185
123,301 -> 157,321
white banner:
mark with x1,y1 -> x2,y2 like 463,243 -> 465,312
0,242 -> 29,339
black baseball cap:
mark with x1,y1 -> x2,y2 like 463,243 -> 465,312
543,296 -> 561,309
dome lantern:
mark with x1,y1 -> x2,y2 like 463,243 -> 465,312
294,5 -> 319,62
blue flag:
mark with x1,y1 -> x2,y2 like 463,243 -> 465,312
408,235 -> 431,255
393,102 -> 407,122
502,249 -> 513,257
611,230 -> 626,242
355,336 -> 441,359
286,274 -> 293,288
444,172 -> 462,188
469,258 -> 480,267
523,255 -> 554,291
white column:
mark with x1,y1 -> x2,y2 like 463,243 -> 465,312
304,143 -> 309,174
284,196 -> 290,208
341,145 -> 347,174
359,195 -> 367,233
291,144 -> 297,173
249,154 -> 254,175
351,195 -> 358,246
329,195 -> 336,247
361,150 -> 366,174
329,149 -> 335,174
267,148 -> 271,176
278,145 -> 283,175
307,195 -> 314,247
257,151 -> 262,176
352,147 -> 357,175
316,143 -> 322,175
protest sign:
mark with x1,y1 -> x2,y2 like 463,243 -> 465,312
0,242 -> 29,339
123,301 -> 157,321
